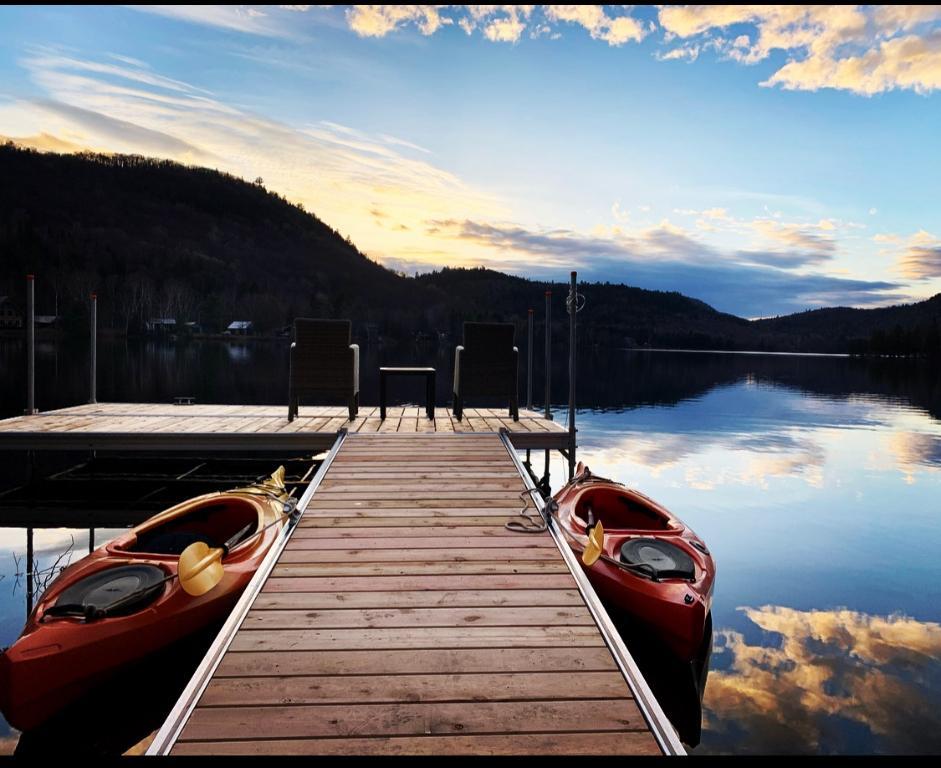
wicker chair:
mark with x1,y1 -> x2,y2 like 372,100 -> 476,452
452,322 -> 519,421
288,318 -> 359,422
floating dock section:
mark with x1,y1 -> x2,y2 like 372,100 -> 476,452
0,404 -> 570,452
146,432 -> 682,755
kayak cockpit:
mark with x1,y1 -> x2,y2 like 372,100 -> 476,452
115,497 -> 262,555
572,486 -> 679,533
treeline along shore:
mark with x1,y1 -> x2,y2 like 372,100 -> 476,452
1,144 -> 939,356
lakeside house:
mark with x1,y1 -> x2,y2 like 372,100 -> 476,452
0,297 -> 22,329
225,320 -> 253,336
145,318 -> 177,335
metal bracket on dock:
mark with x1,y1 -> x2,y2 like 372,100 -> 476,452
499,432 -> 687,756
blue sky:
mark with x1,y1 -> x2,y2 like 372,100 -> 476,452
1,5 -> 940,317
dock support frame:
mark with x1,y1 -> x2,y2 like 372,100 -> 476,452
89,292 -> 97,404
25,274 -> 37,415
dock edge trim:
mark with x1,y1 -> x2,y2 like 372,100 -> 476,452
146,429 -> 349,755
499,432 -> 687,756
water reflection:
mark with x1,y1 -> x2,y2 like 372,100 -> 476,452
4,342 -> 941,753
704,606 -> 941,754
554,369 -> 941,754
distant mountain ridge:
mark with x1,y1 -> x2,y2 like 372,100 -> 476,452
1,143 -> 938,355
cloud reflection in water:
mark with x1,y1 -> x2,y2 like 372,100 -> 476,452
703,606 -> 941,754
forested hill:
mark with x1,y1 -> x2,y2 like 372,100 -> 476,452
1,144 -> 938,354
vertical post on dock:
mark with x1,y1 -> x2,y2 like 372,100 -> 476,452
26,527 -> 34,617
25,274 -> 37,415
567,271 -> 577,480
543,289 -> 552,491
526,308 -> 534,466
526,308 -> 534,410
89,292 -> 98,404
544,290 -> 552,421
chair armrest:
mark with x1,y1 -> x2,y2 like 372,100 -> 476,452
350,344 -> 360,394
453,345 -> 464,394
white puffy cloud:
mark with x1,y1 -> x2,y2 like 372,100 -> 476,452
659,5 -> 941,95
346,5 -> 450,37
126,6 -> 941,95
343,5 -> 647,47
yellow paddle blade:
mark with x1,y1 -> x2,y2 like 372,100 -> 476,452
582,521 -> 604,567
268,465 -> 286,492
178,541 -> 225,597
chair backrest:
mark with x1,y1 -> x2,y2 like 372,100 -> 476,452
294,318 -> 351,351
463,322 -> 515,352
291,318 -> 353,394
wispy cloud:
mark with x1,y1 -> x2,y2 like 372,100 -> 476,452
423,218 -> 901,316
129,5 -> 301,39
1,48 -> 503,266
896,230 -> 941,280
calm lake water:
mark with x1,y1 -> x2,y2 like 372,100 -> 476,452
1,338 -> 940,754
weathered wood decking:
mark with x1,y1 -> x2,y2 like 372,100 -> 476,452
149,432 -> 678,756
0,403 -> 569,451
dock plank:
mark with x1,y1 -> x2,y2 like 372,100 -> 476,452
214,646 -> 618,678
172,731 -> 661,756
179,699 -> 646,741
199,670 -> 628,707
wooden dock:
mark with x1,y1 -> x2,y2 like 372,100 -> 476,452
0,402 -> 683,755
146,432 -> 683,756
0,403 -> 570,452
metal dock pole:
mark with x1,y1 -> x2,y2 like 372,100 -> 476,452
25,274 -> 37,415
526,308 -> 534,410
89,292 -> 97,404
526,308 -> 534,467
567,271 -> 578,480
26,527 -> 34,616
543,289 -> 553,491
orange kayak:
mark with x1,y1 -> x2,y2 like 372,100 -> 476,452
553,464 -> 715,661
0,468 -> 293,732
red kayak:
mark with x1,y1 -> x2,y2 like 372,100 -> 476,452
553,464 -> 715,661
0,468 -> 293,732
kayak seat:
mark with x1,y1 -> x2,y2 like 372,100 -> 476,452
620,538 -> 695,580
135,530 -> 219,555
54,564 -> 167,616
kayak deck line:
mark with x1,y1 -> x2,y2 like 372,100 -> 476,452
0,403 -> 571,452
146,432 -> 677,756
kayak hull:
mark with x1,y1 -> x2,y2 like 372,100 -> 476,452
0,475 -> 288,732
554,466 -> 715,661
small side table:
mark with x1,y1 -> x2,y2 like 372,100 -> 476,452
379,367 -> 436,420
